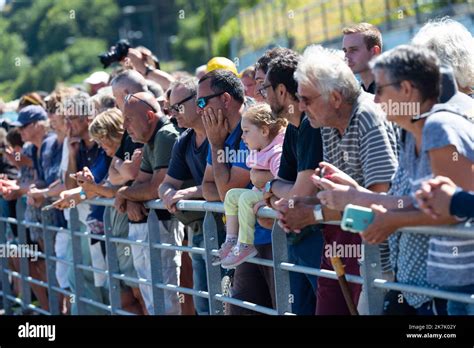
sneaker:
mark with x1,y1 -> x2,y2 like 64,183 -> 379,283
211,239 -> 237,266
221,243 -> 258,269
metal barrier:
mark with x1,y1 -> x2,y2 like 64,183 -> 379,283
0,197 -> 473,315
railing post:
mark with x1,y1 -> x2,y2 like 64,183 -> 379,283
147,210 -> 166,315
16,198 -> 31,312
69,207 -> 86,314
271,221 -> 292,314
41,210 -> 60,315
361,243 -> 385,315
0,201 -> 13,314
202,211 -> 224,315
103,208 -> 121,315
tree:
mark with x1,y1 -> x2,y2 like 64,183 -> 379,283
0,19 -> 30,82
64,38 -> 108,75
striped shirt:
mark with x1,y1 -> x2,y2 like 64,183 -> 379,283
321,91 -> 398,188
322,91 -> 398,276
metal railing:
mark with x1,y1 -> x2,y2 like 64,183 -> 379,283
0,197 -> 473,315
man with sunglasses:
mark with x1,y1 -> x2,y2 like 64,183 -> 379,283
115,91 -> 183,315
198,69 -> 276,314
158,78 -> 210,315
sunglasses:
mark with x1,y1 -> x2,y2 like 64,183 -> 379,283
196,92 -> 225,109
124,94 -> 157,113
169,94 -> 196,114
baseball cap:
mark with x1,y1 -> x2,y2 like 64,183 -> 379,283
84,71 -> 110,85
11,105 -> 47,128
206,57 -> 240,77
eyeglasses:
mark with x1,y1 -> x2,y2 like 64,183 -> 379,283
295,92 -> 322,106
124,94 -> 157,113
196,92 -> 225,109
169,94 -> 196,114
375,81 -> 400,96
257,83 -> 273,99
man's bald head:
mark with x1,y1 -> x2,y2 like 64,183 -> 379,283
123,91 -> 162,143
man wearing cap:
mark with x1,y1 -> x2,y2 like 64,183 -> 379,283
6,106 -> 62,204
84,71 -> 110,96
205,57 -> 239,76
5,105 -> 65,311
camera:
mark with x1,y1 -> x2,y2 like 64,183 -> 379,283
98,39 -> 131,68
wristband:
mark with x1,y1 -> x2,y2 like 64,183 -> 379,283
313,204 -> 324,223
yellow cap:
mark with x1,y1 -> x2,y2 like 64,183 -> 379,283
206,57 -> 240,77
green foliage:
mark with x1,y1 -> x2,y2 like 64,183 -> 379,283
64,38 -> 108,74
1,0 -> 119,100
172,0 -> 259,70
213,17 -> 238,58
0,19 -> 30,82
13,52 -> 72,96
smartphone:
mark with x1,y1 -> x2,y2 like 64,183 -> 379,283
341,204 -> 375,233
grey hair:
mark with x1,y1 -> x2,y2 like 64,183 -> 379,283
146,80 -> 164,98
294,45 -> 360,104
411,17 -> 474,90
370,45 -> 441,101
111,69 -> 148,94
90,92 -> 116,117
169,77 -> 198,96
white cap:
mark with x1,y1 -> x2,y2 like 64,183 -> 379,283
84,71 -> 110,85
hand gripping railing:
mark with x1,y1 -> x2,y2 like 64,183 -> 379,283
0,197 -> 473,315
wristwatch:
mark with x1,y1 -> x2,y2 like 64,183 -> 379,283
264,179 -> 278,195
313,204 -> 324,223
79,188 -> 87,200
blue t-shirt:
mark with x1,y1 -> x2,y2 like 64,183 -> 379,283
403,105 -> 474,287
32,133 -> 63,187
206,121 -> 249,170
76,141 -> 111,222
206,121 -> 271,245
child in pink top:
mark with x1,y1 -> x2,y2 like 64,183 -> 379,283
213,103 -> 287,269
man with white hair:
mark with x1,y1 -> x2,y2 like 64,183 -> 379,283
275,45 -> 398,314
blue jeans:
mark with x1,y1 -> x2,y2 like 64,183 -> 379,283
444,284 -> 474,315
287,229 -> 324,315
190,229 -> 209,315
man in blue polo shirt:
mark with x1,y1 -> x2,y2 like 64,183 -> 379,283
199,69 -> 275,314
